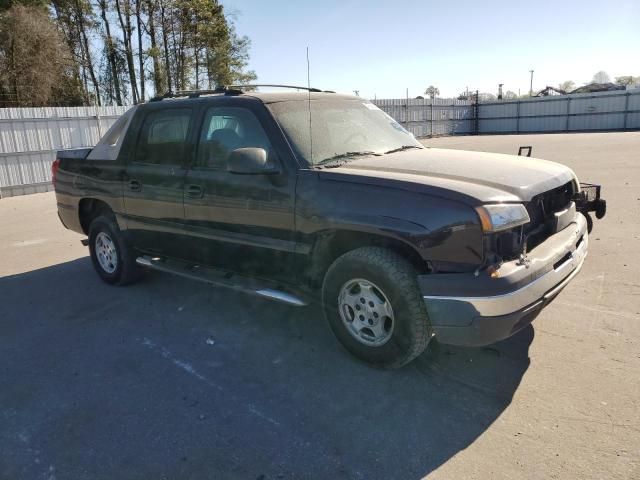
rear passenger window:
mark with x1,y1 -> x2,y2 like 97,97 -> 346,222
134,108 -> 191,165
197,107 -> 273,169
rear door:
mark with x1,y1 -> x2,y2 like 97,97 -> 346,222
182,101 -> 298,277
122,106 -> 194,256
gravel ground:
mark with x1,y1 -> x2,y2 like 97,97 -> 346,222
1,132 -> 638,479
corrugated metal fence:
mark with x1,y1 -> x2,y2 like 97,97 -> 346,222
477,89 -> 640,133
373,97 -> 475,137
1,90 -> 638,197
373,88 -> 640,137
0,106 -> 128,197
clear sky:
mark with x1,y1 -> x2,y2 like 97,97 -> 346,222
223,0 -> 640,99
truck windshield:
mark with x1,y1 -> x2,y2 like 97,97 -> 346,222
267,98 -> 422,166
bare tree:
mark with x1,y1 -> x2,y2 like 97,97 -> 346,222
159,0 -> 172,92
592,71 -> 610,84
478,92 -> 497,102
135,0 -> 145,101
97,0 -> 123,105
114,0 -> 138,103
144,0 -> 165,93
558,80 -> 575,92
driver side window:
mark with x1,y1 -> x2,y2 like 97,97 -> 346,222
197,106 -> 273,169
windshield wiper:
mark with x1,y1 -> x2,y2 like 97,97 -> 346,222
384,145 -> 422,154
314,151 -> 380,168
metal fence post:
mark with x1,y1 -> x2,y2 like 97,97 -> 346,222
624,91 -> 630,130
474,91 -> 479,135
430,99 -> 434,137
405,88 -> 409,130
95,106 -> 103,139
516,100 -> 520,133
566,96 -> 571,131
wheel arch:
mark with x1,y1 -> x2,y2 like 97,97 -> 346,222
78,198 -> 115,234
305,229 -> 429,288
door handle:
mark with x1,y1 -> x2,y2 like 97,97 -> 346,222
186,184 -> 204,198
128,179 -> 141,191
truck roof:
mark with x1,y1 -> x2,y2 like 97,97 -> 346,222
147,86 -> 361,105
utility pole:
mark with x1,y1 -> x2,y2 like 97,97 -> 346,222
529,69 -> 534,97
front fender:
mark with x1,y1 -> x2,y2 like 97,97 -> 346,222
295,171 -> 483,270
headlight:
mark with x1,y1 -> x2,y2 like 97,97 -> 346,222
475,204 -> 530,232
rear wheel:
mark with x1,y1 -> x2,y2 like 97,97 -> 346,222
322,247 -> 432,368
88,215 -> 141,285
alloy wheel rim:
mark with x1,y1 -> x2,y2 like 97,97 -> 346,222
95,231 -> 118,274
338,278 -> 395,346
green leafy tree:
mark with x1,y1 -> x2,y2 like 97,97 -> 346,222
0,0 -> 47,11
207,24 -> 257,87
50,0 -> 102,105
0,0 -> 258,105
0,4 -> 83,106
424,85 -> 439,99
615,76 -> 639,86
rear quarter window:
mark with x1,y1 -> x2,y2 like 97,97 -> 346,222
134,108 -> 192,165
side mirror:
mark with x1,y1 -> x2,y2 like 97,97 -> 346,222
227,148 -> 279,175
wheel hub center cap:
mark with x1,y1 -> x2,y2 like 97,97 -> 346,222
364,306 -> 376,322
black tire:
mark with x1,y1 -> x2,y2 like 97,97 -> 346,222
322,247 -> 432,368
88,214 -> 141,286
595,199 -> 606,220
582,212 -> 593,233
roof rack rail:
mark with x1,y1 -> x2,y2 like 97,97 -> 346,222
148,84 -> 334,102
228,84 -> 328,93
175,88 -> 237,97
148,87 -> 239,102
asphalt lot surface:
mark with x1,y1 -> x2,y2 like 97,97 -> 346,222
1,132 -> 639,479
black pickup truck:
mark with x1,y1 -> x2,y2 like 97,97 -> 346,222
54,87 -> 604,368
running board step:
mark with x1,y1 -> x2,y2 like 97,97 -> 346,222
135,256 -> 308,307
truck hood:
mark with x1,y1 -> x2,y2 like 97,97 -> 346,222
322,148 -> 577,203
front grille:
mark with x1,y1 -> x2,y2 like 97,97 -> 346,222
527,181 -> 574,225
490,181 -> 576,262
524,181 -> 574,251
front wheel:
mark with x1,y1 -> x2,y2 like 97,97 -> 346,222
322,247 -> 432,368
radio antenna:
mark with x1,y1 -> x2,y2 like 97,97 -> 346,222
306,46 -> 313,162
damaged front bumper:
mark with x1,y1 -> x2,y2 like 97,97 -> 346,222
418,212 -> 588,347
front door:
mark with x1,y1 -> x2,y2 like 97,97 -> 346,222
182,104 -> 297,279
122,106 -> 193,256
